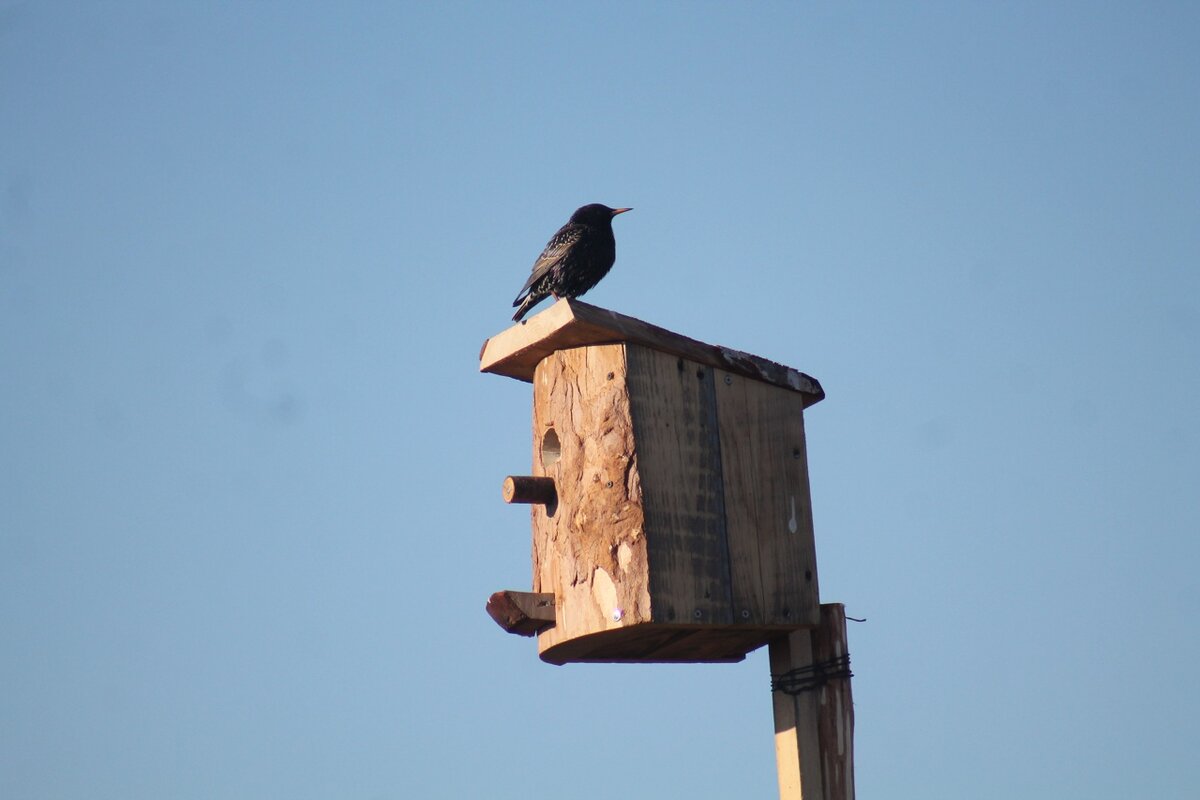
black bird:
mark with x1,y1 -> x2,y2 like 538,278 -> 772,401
511,203 -> 632,322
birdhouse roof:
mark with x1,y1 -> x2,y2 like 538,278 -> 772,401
479,299 -> 824,407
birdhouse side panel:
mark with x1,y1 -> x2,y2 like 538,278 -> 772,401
625,345 -> 734,626
531,345 -> 653,656
715,371 -> 820,627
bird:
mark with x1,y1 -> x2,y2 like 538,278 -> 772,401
511,203 -> 632,322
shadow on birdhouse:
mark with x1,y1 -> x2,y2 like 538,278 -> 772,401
481,299 -> 824,665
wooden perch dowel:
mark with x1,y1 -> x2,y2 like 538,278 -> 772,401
502,475 -> 557,506
486,590 -> 556,636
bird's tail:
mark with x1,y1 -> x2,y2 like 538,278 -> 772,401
512,293 -> 540,322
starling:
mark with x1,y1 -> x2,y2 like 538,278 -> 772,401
511,203 -> 632,322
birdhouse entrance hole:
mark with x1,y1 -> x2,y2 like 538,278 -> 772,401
540,427 -> 561,467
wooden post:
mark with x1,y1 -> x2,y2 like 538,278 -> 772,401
769,603 -> 855,800
812,604 -> 855,799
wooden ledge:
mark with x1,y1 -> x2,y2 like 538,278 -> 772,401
486,590 -> 556,637
479,299 -> 824,407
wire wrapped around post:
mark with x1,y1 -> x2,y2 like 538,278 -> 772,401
771,653 -> 852,696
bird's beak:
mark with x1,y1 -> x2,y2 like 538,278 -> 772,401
611,207 -> 632,216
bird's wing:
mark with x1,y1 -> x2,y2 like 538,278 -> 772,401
512,224 -> 584,303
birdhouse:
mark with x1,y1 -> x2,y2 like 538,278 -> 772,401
481,300 -> 825,665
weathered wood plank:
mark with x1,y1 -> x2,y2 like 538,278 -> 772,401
531,345 -> 653,660
480,299 -> 824,406
716,371 -> 820,628
625,346 -> 733,626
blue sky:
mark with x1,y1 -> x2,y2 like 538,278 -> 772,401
2,3 -> 1198,798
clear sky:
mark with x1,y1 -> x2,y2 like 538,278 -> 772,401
3,2 -> 1198,798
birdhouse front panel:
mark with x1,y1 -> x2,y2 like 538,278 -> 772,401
530,343 -> 654,659
529,340 -> 819,664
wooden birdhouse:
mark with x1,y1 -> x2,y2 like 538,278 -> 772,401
481,300 -> 825,665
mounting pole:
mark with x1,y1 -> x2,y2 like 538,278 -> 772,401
769,603 -> 855,800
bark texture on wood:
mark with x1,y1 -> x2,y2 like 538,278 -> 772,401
532,344 -> 653,662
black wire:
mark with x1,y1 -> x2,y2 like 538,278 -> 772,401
770,654 -> 853,695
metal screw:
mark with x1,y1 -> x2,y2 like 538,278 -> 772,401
724,375 -> 733,385
693,609 -> 703,619
740,609 -> 750,619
